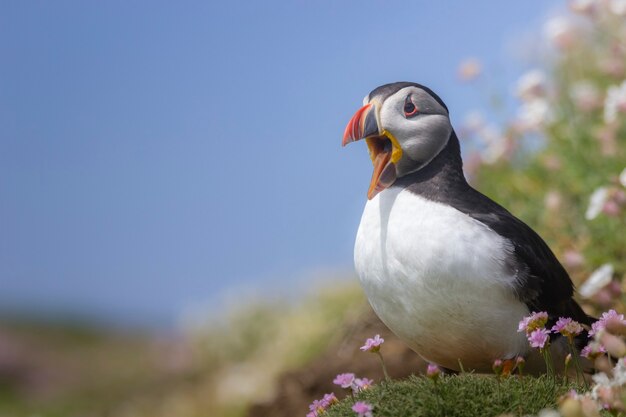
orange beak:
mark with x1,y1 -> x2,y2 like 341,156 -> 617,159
342,103 -> 401,199
342,104 -> 375,147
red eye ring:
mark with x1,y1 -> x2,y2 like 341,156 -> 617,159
404,98 -> 418,117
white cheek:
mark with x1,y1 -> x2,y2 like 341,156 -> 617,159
405,116 -> 451,153
379,96 -> 402,125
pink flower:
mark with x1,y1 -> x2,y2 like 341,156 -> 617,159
569,0 -> 595,15
426,363 -> 441,380
543,16 -> 578,50
581,341 -> 606,359
333,373 -> 355,388
589,309 -> 626,337
492,359 -> 503,375
518,311 -> 549,334
603,200 -> 621,216
352,401 -> 374,417
458,58 -> 482,81
544,190 -> 562,211
563,250 -> 585,269
322,393 -> 338,407
308,393 -> 338,415
528,328 -> 550,349
309,399 -> 325,414
551,317 -> 584,340
516,70 -> 547,101
360,334 -> 384,352
353,377 -> 374,392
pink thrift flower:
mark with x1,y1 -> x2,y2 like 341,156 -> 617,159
360,334 -> 385,352
492,359 -> 503,375
543,15 -> 578,50
518,311 -> 549,334
589,309 -> 626,337
457,58 -> 482,81
309,398 -> 325,414
322,393 -> 338,407
563,250 -> 585,269
426,363 -> 441,380
551,317 -> 583,340
352,401 -> 374,417
353,377 -> 374,392
528,328 -> 550,349
333,373 -> 355,389
581,342 -> 606,359
308,393 -> 338,415
516,70 -> 547,101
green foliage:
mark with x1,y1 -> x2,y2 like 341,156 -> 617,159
325,374 -> 582,417
465,10 -> 626,294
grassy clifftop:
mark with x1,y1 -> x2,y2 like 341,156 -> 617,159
325,375 -> 582,417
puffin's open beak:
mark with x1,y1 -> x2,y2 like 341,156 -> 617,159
342,103 -> 402,199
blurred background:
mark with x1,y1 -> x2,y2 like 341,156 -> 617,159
1,1 -> 625,416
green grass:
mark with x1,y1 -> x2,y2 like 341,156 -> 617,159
325,374 -> 582,417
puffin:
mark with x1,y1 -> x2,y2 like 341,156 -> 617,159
342,82 -> 592,373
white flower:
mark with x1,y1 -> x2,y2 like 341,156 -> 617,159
579,263 -> 614,298
478,125 -> 507,164
604,80 -> 626,124
537,409 -> 561,417
612,358 -> 626,385
591,372 -> 612,401
570,81 -> 601,111
517,98 -> 552,132
592,371 -> 611,387
482,141 -> 508,165
585,186 -> 609,220
544,16 -> 578,50
462,111 -> 485,133
619,167 -> 626,187
516,70 -> 547,101
609,0 -> 626,15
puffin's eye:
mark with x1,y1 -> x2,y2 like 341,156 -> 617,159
404,97 -> 418,117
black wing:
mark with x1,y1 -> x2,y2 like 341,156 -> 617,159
450,187 -> 592,326
399,132 -> 592,326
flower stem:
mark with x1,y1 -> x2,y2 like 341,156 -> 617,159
568,340 -> 588,390
542,347 -> 555,379
376,351 -> 390,381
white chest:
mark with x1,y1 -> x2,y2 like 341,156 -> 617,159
354,187 -> 529,371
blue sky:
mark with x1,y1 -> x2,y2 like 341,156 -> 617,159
0,1 -> 554,327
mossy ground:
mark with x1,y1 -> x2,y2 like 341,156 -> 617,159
325,374 -> 583,417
